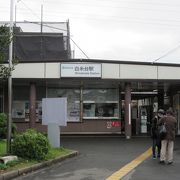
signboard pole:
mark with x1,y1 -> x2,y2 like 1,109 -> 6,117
47,123 -> 60,147
42,98 -> 67,148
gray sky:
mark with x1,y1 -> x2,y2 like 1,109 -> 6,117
1,0 -> 180,63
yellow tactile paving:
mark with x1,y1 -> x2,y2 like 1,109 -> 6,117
106,147 -> 152,180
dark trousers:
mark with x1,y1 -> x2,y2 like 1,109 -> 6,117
152,137 -> 161,157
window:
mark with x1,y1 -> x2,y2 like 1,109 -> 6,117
48,88 -> 80,122
83,89 -> 119,119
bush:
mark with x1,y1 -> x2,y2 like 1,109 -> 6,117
0,113 -> 16,139
11,129 -> 50,161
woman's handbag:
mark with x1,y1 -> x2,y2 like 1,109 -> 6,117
159,123 -> 167,138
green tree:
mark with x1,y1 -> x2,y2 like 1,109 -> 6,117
0,25 -> 16,79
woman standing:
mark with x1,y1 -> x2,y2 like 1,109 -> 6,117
159,109 -> 177,164
151,109 -> 164,159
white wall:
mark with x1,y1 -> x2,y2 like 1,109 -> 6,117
102,63 -> 119,79
12,63 -> 45,78
119,64 -> 157,79
12,63 -> 60,78
11,62 -> 180,80
158,66 -> 180,80
45,63 -> 60,78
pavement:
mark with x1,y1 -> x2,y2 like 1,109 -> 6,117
0,151 -> 78,180
1,136 -> 180,180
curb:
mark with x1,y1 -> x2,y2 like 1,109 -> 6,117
0,151 -> 78,180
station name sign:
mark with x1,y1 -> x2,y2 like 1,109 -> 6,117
60,63 -> 102,78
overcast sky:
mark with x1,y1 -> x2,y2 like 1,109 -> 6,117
1,0 -> 180,63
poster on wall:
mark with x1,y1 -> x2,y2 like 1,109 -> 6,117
25,101 -> 42,122
37,101 -> 42,121
12,101 -> 42,121
68,101 -> 80,122
12,101 -> 25,118
47,89 -> 80,122
25,102 -> 29,121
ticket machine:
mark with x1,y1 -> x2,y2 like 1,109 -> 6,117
139,106 -> 152,134
140,106 -> 148,133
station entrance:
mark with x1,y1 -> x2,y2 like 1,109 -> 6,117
3,77 -> 180,137
121,95 -> 156,136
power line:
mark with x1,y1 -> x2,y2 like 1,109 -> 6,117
13,3 -> 180,28
2,1 -> 180,28
42,9 -> 180,23
38,14 -> 180,29
70,38 -> 89,59
95,0 -> 180,7
3,0 -> 180,14
18,0 -> 41,20
23,21 -> 67,32
10,7 -> 180,28
44,0 -> 180,14
152,44 -> 180,63
7,0 -> 180,61
42,11 -> 180,25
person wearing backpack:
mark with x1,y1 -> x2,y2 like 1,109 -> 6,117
151,109 -> 164,159
159,109 -> 177,164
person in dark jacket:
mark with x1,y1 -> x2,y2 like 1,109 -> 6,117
151,109 -> 164,159
159,109 -> 177,164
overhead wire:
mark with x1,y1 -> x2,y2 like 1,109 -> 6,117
1,0 -> 180,17
152,44 -> 180,63
11,7 -> 180,29
3,0 -> 180,13
70,38 -> 89,59
11,0 -> 180,28
41,0 -> 180,62
44,0 -> 180,14
19,0 -> 41,21
94,0 -> 180,7
3,0 -> 180,61
2,0 -> 180,27
42,11 -> 180,27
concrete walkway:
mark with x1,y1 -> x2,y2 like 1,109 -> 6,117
12,136 -> 180,180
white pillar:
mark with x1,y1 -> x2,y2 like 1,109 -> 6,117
48,123 -> 60,148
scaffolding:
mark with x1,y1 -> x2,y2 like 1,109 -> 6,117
0,21 -> 71,62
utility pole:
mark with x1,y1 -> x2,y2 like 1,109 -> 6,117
41,4 -> 43,33
7,0 -> 14,154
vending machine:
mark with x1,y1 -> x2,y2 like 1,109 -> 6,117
139,105 -> 152,134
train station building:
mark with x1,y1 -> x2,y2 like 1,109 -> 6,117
1,21 -> 180,138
